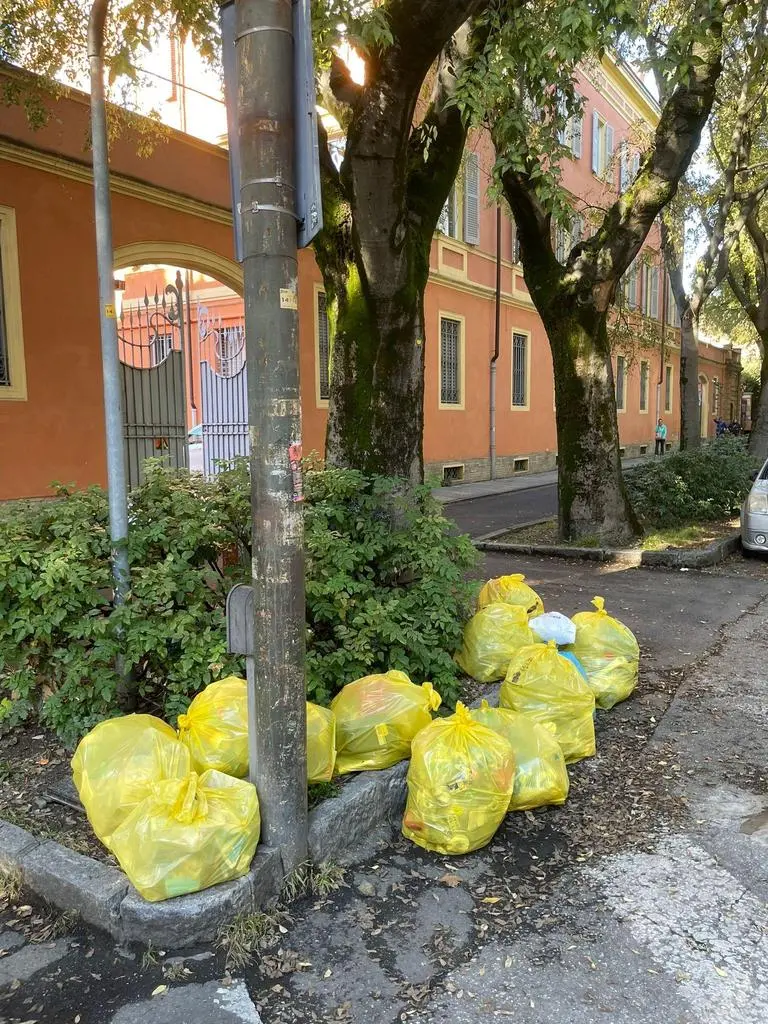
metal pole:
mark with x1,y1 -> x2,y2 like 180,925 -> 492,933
490,206 -> 502,480
236,0 -> 307,872
88,0 -> 131,611
656,260 -> 667,433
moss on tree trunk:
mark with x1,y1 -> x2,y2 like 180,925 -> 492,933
542,303 -> 641,545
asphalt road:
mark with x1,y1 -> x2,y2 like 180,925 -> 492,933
444,483 -> 557,538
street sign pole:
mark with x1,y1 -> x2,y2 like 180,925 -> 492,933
229,0 -> 308,872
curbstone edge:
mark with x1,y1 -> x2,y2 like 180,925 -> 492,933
0,821 -> 40,872
476,530 -> 741,569
20,840 -> 129,935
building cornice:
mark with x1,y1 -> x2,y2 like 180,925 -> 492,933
0,136 -> 232,227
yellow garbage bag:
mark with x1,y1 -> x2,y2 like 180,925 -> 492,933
477,574 -> 544,618
178,676 -> 248,778
455,603 -> 537,683
471,700 -> 569,811
110,769 -> 260,902
72,714 -> 190,851
568,596 -> 640,709
402,702 -> 515,855
500,641 -> 596,763
331,671 -> 441,775
307,702 -> 336,783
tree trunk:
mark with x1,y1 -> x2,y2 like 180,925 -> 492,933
542,304 -> 641,545
748,341 -> 768,460
324,229 -> 429,481
679,311 -> 701,450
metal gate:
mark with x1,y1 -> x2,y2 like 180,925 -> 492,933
198,305 -> 249,476
118,271 -> 189,488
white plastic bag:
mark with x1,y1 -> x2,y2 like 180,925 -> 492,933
529,611 -> 576,646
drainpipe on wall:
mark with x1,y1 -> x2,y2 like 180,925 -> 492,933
490,205 -> 502,479
657,258 -> 667,433
88,0 -> 131,609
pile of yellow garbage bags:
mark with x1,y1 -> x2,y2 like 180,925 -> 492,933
400,579 -> 639,856
72,682 -> 338,902
72,572 -> 641,891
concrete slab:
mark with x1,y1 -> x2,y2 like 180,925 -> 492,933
410,898 -> 701,1024
0,929 -> 26,954
587,836 -> 768,1024
109,979 -> 261,1023
0,937 -> 70,988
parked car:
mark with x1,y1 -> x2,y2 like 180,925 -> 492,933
188,424 -> 204,474
741,457 -> 768,555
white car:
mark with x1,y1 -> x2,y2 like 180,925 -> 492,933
741,457 -> 768,555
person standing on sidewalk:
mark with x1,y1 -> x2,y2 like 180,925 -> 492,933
655,418 -> 667,455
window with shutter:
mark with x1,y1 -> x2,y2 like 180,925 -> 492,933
571,214 -> 583,248
605,124 -> 614,178
627,264 -> 638,310
0,246 -> 9,388
463,153 -> 480,245
555,224 -> 568,263
438,187 -> 458,238
0,208 -> 27,401
557,93 -> 568,144
649,266 -> 659,319
511,219 -> 521,263
619,142 -> 630,193
616,355 -> 627,410
666,277 -> 680,326
317,291 -> 331,402
440,317 -> 462,406
591,110 -> 600,174
631,152 -> 641,176
512,332 -> 529,408
640,360 -> 649,412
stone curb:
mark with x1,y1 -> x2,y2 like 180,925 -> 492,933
476,530 -> 741,568
0,759 -> 411,949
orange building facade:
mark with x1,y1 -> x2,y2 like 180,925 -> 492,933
0,59 -> 741,500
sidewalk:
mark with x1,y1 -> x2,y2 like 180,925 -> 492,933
1,555 -> 765,1023
433,457 -> 648,504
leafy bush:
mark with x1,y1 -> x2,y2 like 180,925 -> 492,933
625,436 -> 759,528
0,462 -> 477,743
303,468 -> 478,704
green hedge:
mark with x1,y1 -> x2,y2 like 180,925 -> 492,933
625,436 -> 759,528
0,462 -> 477,744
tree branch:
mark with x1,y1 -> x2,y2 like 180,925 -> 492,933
587,9 -> 724,295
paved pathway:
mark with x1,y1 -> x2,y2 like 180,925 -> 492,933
1,556 -> 766,1024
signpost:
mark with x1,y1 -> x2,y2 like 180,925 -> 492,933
220,0 -> 322,872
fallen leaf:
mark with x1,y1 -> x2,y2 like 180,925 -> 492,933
152,985 -> 168,997
323,969 -> 332,979
714,966 -> 728,978
439,874 -> 461,888
481,897 -> 501,904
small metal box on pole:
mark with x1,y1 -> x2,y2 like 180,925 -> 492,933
225,584 -> 258,785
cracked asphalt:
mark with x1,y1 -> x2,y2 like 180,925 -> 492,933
1,553 -> 767,1024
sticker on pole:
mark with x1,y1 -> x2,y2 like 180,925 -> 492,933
104,303 -> 116,319
280,289 -> 298,310
289,442 -> 303,502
